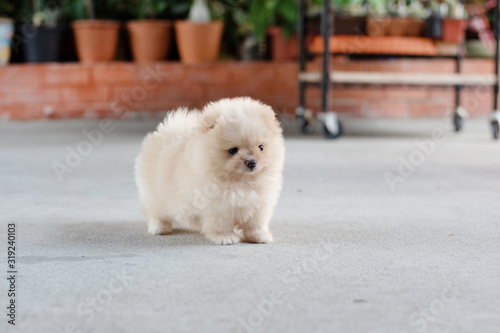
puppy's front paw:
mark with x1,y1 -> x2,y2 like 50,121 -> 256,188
148,220 -> 173,235
245,232 -> 274,244
207,233 -> 241,246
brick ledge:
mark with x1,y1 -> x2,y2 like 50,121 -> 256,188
0,59 -> 496,120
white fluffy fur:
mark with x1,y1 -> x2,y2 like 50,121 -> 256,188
135,97 -> 285,245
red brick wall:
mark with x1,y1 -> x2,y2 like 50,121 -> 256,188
0,58 -> 496,120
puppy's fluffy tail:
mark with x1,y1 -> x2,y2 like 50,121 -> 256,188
154,107 -> 201,143
135,107 -> 200,197
137,108 -> 200,163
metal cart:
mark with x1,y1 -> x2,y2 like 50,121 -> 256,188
296,0 -> 500,139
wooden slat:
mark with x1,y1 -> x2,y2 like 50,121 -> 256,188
298,71 -> 497,86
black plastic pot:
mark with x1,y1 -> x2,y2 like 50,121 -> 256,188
306,12 -> 335,35
307,13 -> 366,35
425,13 -> 442,39
239,34 -> 266,61
21,24 -> 63,63
334,15 -> 367,35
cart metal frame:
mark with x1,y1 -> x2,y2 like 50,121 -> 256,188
296,0 -> 500,139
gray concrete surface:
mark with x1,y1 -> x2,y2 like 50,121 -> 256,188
1,117 -> 499,333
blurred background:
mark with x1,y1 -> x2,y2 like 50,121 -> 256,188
0,0 -> 498,127
2,2 -> 500,332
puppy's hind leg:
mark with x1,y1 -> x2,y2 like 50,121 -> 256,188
147,217 -> 173,235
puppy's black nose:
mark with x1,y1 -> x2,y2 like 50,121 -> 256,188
245,159 -> 257,170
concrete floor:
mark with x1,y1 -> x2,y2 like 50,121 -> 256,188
1,117 -> 499,333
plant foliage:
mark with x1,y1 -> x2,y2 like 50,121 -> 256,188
249,0 -> 298,41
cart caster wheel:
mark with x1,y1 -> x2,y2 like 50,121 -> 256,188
295,107 -> 314,134
453,114 -> 463,132
491,110 -> 500,140
298,115 -> 314,134
321,112 -> 342,139
323,122 -> 343,139
492,121 -> 499,140
453,106 -> 467,132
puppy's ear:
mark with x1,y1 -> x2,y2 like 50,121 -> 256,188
261,108 -> 282,135
200,111 -> 220,133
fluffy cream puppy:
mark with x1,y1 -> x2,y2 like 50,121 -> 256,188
135,97 -> 285,245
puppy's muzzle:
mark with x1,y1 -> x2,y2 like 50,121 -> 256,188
245,159 -> 257,171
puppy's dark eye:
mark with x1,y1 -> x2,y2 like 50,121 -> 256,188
228,148 -> 239,155
259,145 -> 264,151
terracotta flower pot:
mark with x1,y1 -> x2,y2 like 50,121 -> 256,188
267,26 -> 299,61
366,17 -> 390,36
406,18 -> 425,37
388,17 -> 410,36
72,20 -> 120,63
442,19 -> 467,43
127,20 -> 172,62
174,20 -> 223,64
266,26 -> 313,61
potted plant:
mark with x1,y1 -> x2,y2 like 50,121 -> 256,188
425,0 -> 443,39
406,0 -> 427,36
20,1 -> 64,63
0,0 -> 14,66
175,0 -> 224,63
210,0 -> 261,60
465,2 -> 495,58
238,16 -> 267,60
250,0 -> 299,61
366,0 -> 390,36
442,0 -> 468,43
386,0 -> 411,36
333,0 -> 367,35
127,0 -> 172,62
69,0 -> 120,62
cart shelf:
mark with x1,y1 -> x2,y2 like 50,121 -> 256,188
296,0 -> 500,139
298,71 -> 497,86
